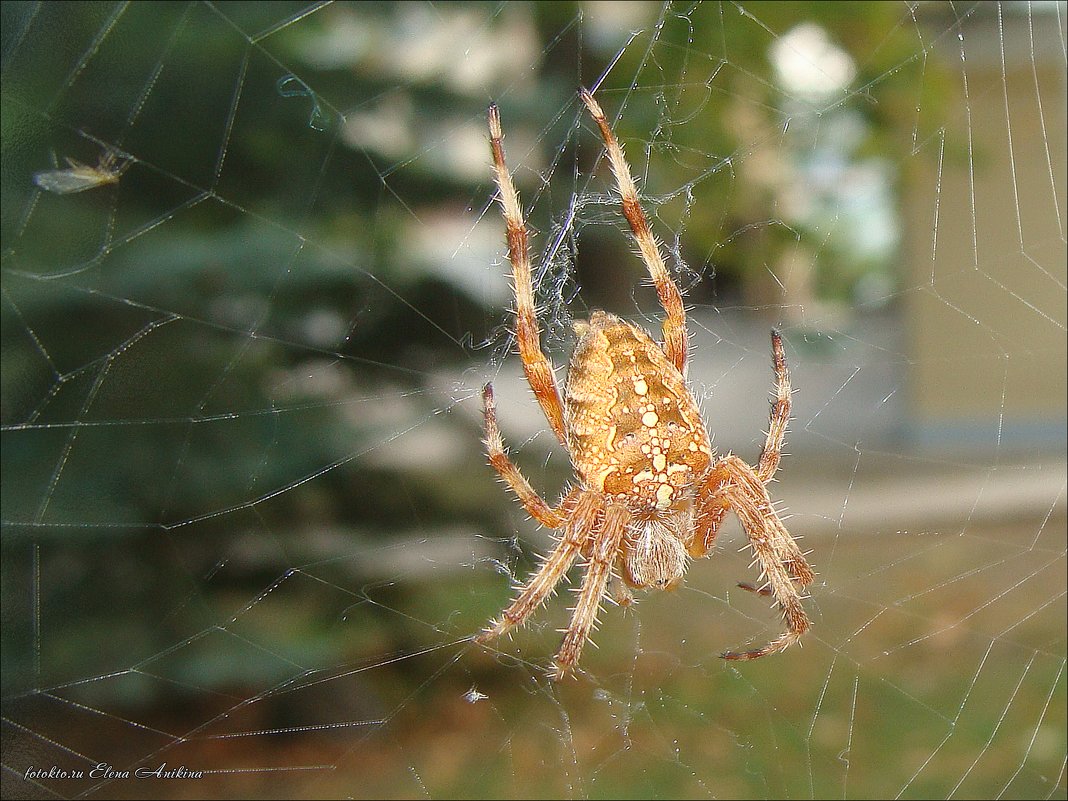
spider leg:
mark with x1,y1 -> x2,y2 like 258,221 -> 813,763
716,455 -> 814,660
609,575 -> 636,608
691,462 -> 731,558
488,105 -> 568,445
757,330 -> 791,482
691,331 -> 791,557
579,89 -> 688,376
477,490 -> 603,643
552,502 -> 630,680
694,458 -> 810,582
726,455 -> 812,585
482,383 -> 574,529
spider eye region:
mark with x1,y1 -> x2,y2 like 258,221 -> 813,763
564,312 -> 713,513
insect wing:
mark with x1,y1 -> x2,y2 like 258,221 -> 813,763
33,166 -> 116,194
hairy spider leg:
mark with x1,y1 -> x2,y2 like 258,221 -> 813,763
579,88 -> 688,376
692,331 -> 800,563
481,383 -> 574,529
717,455 -> 814,660
746,332 -> 810,580
477,490 -> 603,643
552,501 -> 631,679
687,330 -> 812,656
758,330 -> 792,482
488,104 -> 568,445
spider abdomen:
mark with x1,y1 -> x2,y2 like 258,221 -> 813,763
564,311 -> 713,513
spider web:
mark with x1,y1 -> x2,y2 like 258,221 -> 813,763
1,2 -> 1065,799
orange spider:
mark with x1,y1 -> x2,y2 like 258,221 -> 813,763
477,89 -> 814,680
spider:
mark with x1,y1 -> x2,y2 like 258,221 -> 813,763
477,89 -> 814,680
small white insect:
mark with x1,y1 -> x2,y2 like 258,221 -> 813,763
33,149 -> 131,194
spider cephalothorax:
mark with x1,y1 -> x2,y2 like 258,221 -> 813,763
477,90 -> 814,679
